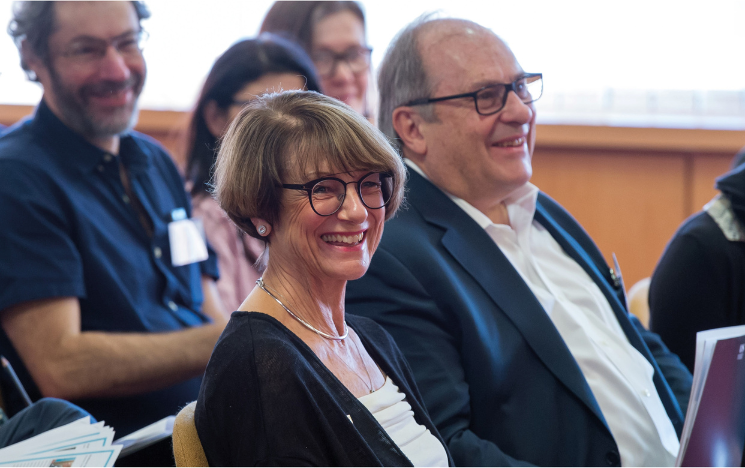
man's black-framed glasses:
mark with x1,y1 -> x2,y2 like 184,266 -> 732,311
405,73 -> 543,116
282,171 -> 393,216
311,46 -> 373,78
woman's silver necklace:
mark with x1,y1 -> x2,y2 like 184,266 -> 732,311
322,329 -> 375,394
256,278 -> 374,392
347,335 -> 375,393
256,278 -> 348,341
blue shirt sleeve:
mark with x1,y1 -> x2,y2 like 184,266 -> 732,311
0,160 -> 86,311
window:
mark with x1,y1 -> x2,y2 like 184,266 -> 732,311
1,0 -> 743,129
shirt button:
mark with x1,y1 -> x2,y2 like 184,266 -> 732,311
103,154 -> 113,163
97,165 -> 104,172
643,388 -> 651,397
122,194 -> 130,204
605,450 -> 620,466
168,301 -> 178,311
153,247 -> 162,258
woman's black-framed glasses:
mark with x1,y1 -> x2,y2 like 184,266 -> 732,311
282,172 -> 393,217
404,73 -> 543,116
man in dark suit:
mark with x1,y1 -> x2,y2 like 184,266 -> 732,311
346,17 -> 692,467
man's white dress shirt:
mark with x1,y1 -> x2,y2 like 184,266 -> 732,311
406,160 -> 679,466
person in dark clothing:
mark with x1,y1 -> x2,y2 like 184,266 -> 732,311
195,91 -> 452,466
650,163 -> 745,372
345,16 -> 691,467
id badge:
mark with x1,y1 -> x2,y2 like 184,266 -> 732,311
168,208 -> 208,267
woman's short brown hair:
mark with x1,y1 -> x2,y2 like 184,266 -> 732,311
213,90 -> 406,240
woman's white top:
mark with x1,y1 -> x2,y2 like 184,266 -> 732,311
358,376 -> 449,467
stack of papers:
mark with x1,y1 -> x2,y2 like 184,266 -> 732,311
113,415 -> 175,458
0,417 -> 120,467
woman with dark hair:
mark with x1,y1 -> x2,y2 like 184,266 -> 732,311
260,1 -> 372,117
185,34 -> 321,313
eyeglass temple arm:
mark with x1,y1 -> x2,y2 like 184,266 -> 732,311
406,91 -> 478,107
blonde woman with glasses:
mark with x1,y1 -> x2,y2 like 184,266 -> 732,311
195,91 -> 452,466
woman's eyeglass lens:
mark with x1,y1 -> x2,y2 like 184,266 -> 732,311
312,47 -> 372,77
284,172 -> 393,216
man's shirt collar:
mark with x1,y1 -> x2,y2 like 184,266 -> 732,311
404,158 -> 538,231
30,99 -> 150,174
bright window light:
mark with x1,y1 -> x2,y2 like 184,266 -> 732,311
1,0 -> 744,129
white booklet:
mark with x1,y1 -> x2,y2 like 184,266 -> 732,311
113,415 -> 175,458
0,417 -> 121,467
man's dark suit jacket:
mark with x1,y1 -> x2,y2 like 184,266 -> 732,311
346,169 -> 692,467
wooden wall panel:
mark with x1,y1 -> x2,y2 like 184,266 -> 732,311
531,148 -> 687,289
536,124 -> 745,153
691,153 -> 732,213
3,105 -> 743,292
144,129 -> 186,170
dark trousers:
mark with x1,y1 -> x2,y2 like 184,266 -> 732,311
0,398 -> 94,448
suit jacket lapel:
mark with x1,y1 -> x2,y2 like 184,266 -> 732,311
535,197 -> 684,431
405,171 -> 609,429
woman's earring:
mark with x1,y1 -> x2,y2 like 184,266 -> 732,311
257,225 -> 267,236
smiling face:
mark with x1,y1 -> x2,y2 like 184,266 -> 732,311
269,167 -> 385,284
311,10 -> 368,114
413,21 -> 536,210
29,2 -> 145,148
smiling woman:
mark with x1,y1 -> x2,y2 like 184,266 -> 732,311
260,1 -> 372,116
195,90 -> 452,466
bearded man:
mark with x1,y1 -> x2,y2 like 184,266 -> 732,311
0,1 -> 227,436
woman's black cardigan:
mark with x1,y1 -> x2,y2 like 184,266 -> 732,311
195,312 -> 453,466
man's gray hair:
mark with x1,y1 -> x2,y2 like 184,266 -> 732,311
377,14 -> 439,153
